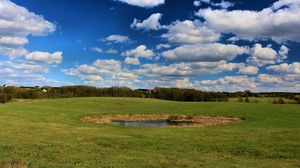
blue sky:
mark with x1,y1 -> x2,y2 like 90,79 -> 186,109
0,0 -> 300,92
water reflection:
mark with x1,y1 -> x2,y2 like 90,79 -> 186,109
112,120 -> 195,127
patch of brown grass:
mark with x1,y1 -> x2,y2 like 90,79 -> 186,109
81,114 -> 241,127
0,160 -> 27,168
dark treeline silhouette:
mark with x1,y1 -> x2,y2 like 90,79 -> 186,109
0,85 -> 299,103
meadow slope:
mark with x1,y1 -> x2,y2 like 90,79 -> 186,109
0,97 -> 299,168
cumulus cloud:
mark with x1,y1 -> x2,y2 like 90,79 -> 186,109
267,62 -> 300,74
193,0 -> 234,9
277,45 -> 289,62
63,59 -> 122,78
124,57 -> 140,65
247,44 -> 277,67
0,0 -> 55,58
238,65 -> 259,75
92,59 -> 122,72
246,44 -> 288,67
122,45 -> 154,59
196,0 -> 300,43
156,44 -> 171,50
91,47 -> 118,54
161,43 -> 247,62
81,75 -> 103,81
161,20 -> 220,44
106,48 -> 118,54
194,1 -> 201,7
211,0 -> 234,9
175,78 -> 194,88
137,61 -> 242,77
104,34 -> 130,43
63,59 -> 140,87
0,69 -> 63,86
0,46 -> 27,58
25,51 -> 63,65
198,76 -> 257,92
257,74 -> 282,84
0,36 -> 28,47
131,13 -> 164,31
197,73 -> 300,92
115,0 -> 165,8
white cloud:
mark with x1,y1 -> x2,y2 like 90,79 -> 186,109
198,76 -> 257,92
25,51 -> 63,65
0,58 -> 66,86
0,46 -> 27,58
246,44 -> 277,67
197,73 -> 300,92
131,13 -> 164,31
0,36 -> 28,47
105,35 -> 129,43
81,75 -> 103,81
175,78 -> 194,88
116,71 -> 139,79
63,59 -> 141,87
115,0 -> 165,8
137,61 -> 242,77
257,74 -> 282,84
194,1 -> 201,7
238,66 -> 259,75
0,0 -> 55,37
196,0 -> 300,43
272,0 -> 300,9
122,45 -> 154,59
0,60 -> 48,73
277,45 -> 289,63
63,59 -> 122,78
216,76 -> 253,85
246,44 -> 288,67
91,47 -> 118,54
161,43 -> 247,62
161,20 -> 220,44
91,47 -> 103,53
156,44 -> 171,50
92,59 -> 122,72
124,57 -> 140,65
211,0 -> 234,9
267,62 -> 300,74
193,0 -> 234,9
106,48 -> 118,54
0,0 -> 55,58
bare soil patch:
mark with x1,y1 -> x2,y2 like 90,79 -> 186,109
81,114 -> 241,127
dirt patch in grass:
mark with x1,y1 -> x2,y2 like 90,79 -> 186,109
0,160 -> 27,168
81,114 -> 241,127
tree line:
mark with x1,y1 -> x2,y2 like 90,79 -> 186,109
0,85 -> 299,103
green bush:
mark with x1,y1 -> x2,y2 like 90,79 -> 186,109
245,97 -> 250,103
0,93 -> 12,103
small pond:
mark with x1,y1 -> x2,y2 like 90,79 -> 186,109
112,120 -> 195,127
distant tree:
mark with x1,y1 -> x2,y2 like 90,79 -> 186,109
245,97 -> 250,103
238,97 -> 244,102
278,98 -> 285,104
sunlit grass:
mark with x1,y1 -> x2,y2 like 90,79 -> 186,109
0,97 -> 299,167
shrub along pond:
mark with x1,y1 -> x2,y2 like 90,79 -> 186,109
81,114 -> 241,127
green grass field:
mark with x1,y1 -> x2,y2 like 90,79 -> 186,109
0,97 -> 299,168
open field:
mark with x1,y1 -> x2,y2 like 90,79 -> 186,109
0,97 -> 299,168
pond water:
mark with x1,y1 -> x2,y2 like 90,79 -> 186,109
112,120 -> 195,127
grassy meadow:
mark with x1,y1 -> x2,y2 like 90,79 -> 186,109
0,97 -> 299,167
